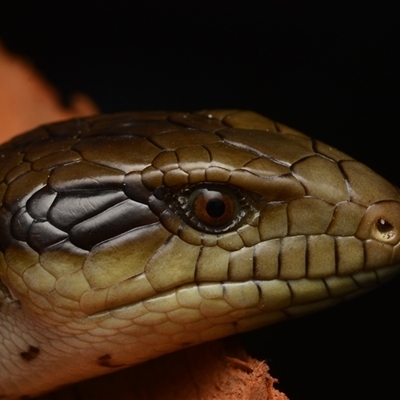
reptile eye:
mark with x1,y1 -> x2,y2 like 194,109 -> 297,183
167,183 -> 253,233
190,188 -> 236,227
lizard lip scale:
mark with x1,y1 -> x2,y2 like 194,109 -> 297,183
0,110 -> 399,399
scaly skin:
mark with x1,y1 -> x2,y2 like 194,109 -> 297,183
0,110 -> 399,399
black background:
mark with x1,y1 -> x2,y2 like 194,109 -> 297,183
0,2 -> 399,399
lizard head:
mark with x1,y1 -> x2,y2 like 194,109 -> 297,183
0,110 -> 399,397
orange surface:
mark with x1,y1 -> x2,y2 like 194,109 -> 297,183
0,42 -> 98,143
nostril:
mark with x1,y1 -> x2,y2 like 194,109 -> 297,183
376,218 -> 396,240
356,201 -> 400,245
376,218 -> 394,233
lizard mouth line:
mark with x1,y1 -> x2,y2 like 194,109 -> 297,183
86,263 -> 400,320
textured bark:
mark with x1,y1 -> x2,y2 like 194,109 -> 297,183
40,340 -> 288,400
0,42 -> 98,141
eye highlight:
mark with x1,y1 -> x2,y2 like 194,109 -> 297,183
167,183 -> 254,234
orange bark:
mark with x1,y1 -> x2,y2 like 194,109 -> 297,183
0,42 -> 98,142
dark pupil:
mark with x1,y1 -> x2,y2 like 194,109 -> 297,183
206,198 -> 226,218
